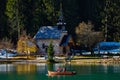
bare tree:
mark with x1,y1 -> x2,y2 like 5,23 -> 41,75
75,21 -> 104,50
0,38 -> 13,49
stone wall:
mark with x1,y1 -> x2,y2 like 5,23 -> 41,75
36,39 -> 62,55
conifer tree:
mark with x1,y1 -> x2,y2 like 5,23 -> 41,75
100,0 -> 120,41
47,41 -> 54,62
5,0 -> 22,42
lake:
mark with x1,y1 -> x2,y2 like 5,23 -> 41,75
0,62 -> 120,80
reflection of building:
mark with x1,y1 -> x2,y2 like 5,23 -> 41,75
36,63 -> 47,73
0,64 -> 15,72
34,5 -> 74,55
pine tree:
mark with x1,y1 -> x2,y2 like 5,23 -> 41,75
5,0 -> 22,43
100,0 -> 120,41
47,41 -> 54,62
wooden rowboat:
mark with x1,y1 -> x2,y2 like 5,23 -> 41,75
48,70 -> 76,76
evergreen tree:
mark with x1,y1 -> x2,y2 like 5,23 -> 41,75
0,0 -> 7,39
5,0 -> 22,43
100,0 -> 120,41
47,41 -> 54,62
2,0 -> 120,45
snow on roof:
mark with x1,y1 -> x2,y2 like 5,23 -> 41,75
34,26 -> 62,39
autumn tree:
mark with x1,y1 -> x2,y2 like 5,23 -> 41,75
17,31 -> 37,54
75,21 -> 103,50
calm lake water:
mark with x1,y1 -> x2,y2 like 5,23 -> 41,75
0,62 -> 120,80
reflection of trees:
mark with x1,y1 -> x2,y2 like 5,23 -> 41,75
47,63 -> 54,71
16,64 -> 36,74
74,65 -> 92,74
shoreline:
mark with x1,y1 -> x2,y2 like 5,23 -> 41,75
70,58 -> 120,64
0,58 -> 120,64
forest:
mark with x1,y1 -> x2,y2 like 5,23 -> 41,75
0,0 -> 120,46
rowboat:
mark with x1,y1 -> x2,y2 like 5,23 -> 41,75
48,70 -> 76,76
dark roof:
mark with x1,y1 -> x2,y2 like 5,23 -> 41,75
34,26 -> 62,39
59,35 -> 71,46
97,42 -> 120,47
94,42 -> 120,54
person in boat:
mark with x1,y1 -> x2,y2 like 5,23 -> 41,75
62,67 -> 66,72
56,67 -> 66,72
56,67 -> 62,72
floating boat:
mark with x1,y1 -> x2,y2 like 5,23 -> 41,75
48,70 -> 76,76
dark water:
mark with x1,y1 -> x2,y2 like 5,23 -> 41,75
0,63 -> 120,80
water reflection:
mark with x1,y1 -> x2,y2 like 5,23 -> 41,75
0,64 -> 15,72
113,65 -> 120,73
0,63 -> 67,74
71,64 -> 120,75
0,63 -> 120,75
36,63 -> 47,73
15,64 -> 36,74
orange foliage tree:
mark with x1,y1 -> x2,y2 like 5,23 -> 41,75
17,31 -> 37,54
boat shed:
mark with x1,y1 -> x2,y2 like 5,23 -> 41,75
93,42 -> 120,54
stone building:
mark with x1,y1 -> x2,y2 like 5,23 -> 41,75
33,6 -> 74,55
